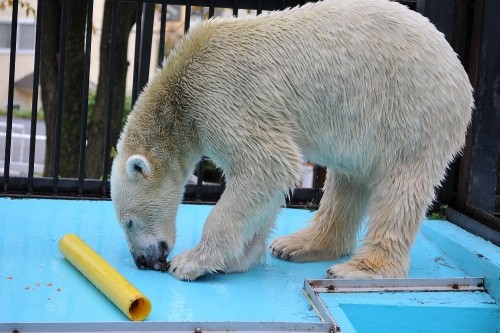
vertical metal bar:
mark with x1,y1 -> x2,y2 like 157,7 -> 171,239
313,165 -> 322,204
233,0 -> 239,17
3,0 -> 19,192
219,175 -> 226,198
256,0 -> 262,15
101,0 -> 120,196
416,0 -> 426,15
131,1 -> 143,106
158,0 -> 167,67
77,0 -> 95,195
196,158 -> 205,200
137,3 -> 155,91
52,0 -> 70,194
184,1 -> 191,33
208,0 -> 215,18
27,0 -> 44,193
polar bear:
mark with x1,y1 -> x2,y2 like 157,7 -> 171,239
110,0 -> 473,281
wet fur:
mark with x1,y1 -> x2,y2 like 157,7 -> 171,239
111,0 -> 473,280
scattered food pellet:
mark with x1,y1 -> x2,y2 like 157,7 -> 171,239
24,286 -> 30,290
57,288 -> 61,292
6,276 -> 13,280
47,283 -> 52,287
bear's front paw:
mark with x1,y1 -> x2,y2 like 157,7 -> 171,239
168,250 -> 215,281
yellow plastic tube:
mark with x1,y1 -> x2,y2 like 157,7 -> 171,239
59,233 -> 151,321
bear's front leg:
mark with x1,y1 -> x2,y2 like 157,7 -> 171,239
168,181 -> 283,281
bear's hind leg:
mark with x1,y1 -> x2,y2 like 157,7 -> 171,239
270,171 -> 370,262
327,169 -> 434,278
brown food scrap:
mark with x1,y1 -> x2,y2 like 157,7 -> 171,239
6,276 -> 13,280
57,288 -> 61,292
24,286 -> 30,290
47,283 -> 53,287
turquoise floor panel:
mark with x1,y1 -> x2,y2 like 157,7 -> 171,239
326,291 -> 497,333
0,198 -> 498,332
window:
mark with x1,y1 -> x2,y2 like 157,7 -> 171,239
0,21 -> 36,53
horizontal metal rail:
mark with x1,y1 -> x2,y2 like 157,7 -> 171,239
0,321 -> 333,333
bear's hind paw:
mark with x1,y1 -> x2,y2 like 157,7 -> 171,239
327,258 -> 406,279
270,233 -> 342,262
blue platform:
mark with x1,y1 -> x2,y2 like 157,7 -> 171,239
0,198 -> 498,332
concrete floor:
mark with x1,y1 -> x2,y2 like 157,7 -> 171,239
0,198 -> 498,332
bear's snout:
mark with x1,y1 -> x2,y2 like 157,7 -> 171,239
132,241 -> 170,272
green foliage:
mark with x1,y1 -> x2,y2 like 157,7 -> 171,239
427,205 -> 449,220
110,146 -> 117,159
0,108 -> 44,120
0,92 -> 130,127
305,200 -> 318,212
123,95 -> 132,125
86,92 -> 132,127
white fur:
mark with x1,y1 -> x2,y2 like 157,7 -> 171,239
111,0 -> 473,281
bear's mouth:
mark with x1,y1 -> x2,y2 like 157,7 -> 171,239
153,260 -> 170,272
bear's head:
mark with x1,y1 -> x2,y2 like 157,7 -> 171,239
111,148 -> 186,272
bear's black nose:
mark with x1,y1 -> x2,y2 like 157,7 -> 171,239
134,255 -> 148,269
159,241 -> 169,262
132,242 -> 170,271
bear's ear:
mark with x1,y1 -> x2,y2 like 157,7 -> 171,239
125,155 -> 151,179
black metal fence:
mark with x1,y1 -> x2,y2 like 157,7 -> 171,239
1,0 -> 498,238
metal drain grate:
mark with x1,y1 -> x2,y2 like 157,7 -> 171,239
303,277 -> 486,332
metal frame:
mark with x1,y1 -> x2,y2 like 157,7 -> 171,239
1,321 -> 332,333
303,277 -> 486,333
1,0 -> 498,231
454,0 -> 500,229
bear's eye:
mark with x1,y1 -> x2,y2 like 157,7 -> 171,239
126,220 -> 133,229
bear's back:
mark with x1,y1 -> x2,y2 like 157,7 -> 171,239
152,0 -> 472,171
